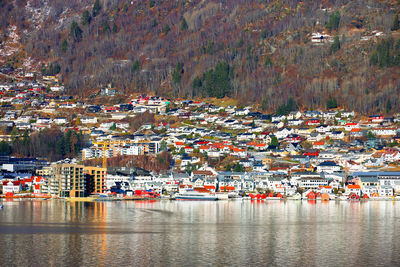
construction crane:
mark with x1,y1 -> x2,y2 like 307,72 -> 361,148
102,142 -> 107,169
92,139 -> 154,169
93,141 -> 109,169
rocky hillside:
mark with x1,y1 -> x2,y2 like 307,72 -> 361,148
0,0 -> 399,113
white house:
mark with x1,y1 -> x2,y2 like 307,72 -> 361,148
81,117 -> 98,124
54,117 -> 68,125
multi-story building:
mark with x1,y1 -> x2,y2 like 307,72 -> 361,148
48,164 -> 85,197
84,166 -> 106,194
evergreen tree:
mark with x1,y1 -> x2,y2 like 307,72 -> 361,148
276,97 -> 296,115
203,61 -> 232,98
56,136 -> 65,157
64,130 -> 72,155
10,126 -> 18,143
265,54 -> 272,67
112,22 -> 118,33
131,60 -> 140,72
172,62 -> 183,84
326,11 -> 340,31
392,14 -> 400,31
163,24 -> 170,35
386,98 -> 392,114
192,76 -> 202,89
367,131 -> 375,139
225,163 -> 231,171
70,21 -> 83,42
0,140 -> 11,155
92,0 -> 101,17
261,97 -> 268,110
270,136 -> 279,147
81,10 -> 91,26
102,21 -> 110,33
236,37 -> 244,48
327,97 -> 338,109
370,38 -> 398,68
61,39 -> 68,53
233,163 -> 245,172
160,140 -> 167,151
330,36 -> 341,54
22,129 -> 29,147
246,45 -> 252,61
180,18 -> 188,31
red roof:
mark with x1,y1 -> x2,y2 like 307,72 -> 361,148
307,191 -> 316,199
247,141 -> 258,146
313,141 -> 325,146
347,184 -> 361,189
194,188 -> 211,193
204,185 -> 216,190
232,147 -> 245,152
220,186 -> 235,191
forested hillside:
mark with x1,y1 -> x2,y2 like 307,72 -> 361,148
1,0 -> 400,113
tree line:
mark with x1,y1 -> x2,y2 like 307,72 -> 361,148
0,128 -> 86,161
192,61 -> 233,98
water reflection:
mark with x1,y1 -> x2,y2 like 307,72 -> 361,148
1,200 -> 400,266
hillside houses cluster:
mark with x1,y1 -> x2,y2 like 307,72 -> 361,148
2,72 -> 400,198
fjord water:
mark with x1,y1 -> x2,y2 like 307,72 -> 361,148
0,200 -> 399,267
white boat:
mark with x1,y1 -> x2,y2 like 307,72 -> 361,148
287,193 -> 302,200
228,192 -> 242,200
338,195 -> 348,201
175,189 -> 218,201
215,193 -> 229,200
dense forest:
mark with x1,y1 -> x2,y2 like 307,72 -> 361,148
0,127 -> 86,161
0,0 -> 400,113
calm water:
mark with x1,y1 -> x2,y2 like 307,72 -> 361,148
0,200 -> 399,267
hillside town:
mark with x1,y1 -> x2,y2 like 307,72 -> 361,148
1,71 -> 400,200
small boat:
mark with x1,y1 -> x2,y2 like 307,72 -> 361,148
0,204 -> 3,209
175,189 -> 218,201
215,192 -> 229,200
228,192 -> 242,200
338,195 -> 348,201
287,193 -> 302,200
65,197 -> 98,202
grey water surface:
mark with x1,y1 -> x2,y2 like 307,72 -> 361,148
0,200 -> 399,267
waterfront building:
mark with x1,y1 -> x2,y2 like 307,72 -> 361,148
48,164 -> 85,197
84,166 -> 107,194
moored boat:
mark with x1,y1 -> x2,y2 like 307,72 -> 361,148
215,192 -> 229,200
175,189 -> 218,201
287,193 -> 302,200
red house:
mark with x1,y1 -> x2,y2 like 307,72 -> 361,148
303,150 -> 320,157
368,115 -> 384,123
306,119 -> 321,126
